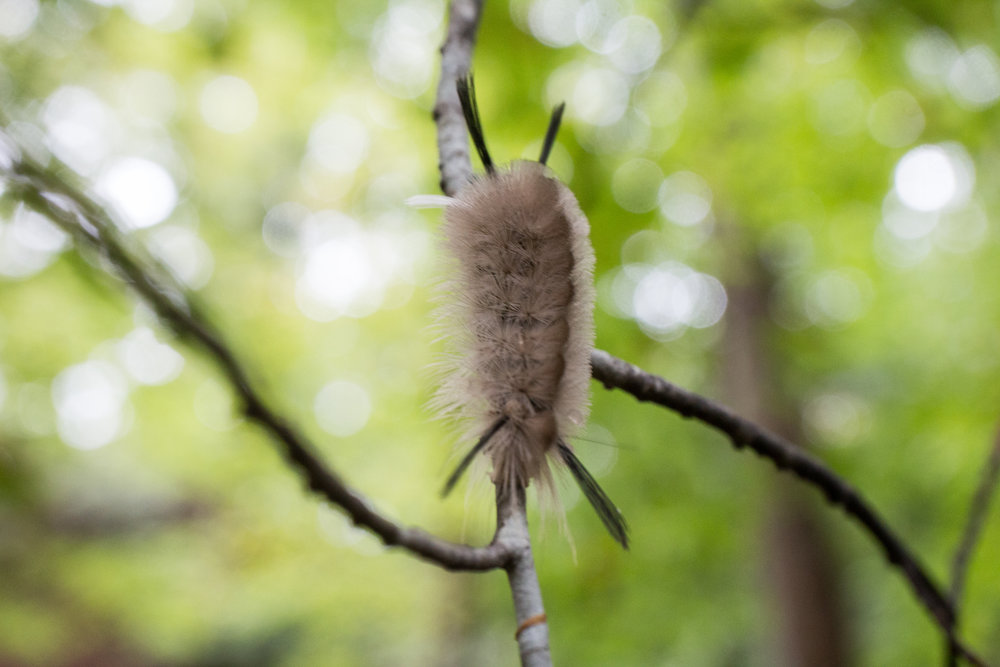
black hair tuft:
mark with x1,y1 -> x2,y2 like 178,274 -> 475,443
456,75 -> 495,175
539,102 -> 566,165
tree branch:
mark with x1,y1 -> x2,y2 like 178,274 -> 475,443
946,426 -> 1000,665
950,426 -> 1000,609
435,0 -> 482,195
589,349 -> 987,666
498,487 -> 552,667
429,1 -> 985,661
3,0 -> 988,662
433,2 -> 553,664
0,141 -> 510,574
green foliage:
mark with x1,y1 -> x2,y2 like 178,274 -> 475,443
2,0 -> 999,664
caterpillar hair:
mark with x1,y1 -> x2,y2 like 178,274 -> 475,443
456,77 -> 494,175
538,102 -> 565,166
413,75 -> 628,549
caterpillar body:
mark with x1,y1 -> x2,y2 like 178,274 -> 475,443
413,78 -> 628,549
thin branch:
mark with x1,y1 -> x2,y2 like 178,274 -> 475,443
434,0 -> 483,196
498,487 -> 552,667
433,2 -> 553,665
589,349 -> 987,667
950,426 -> 1000,609
0,142 -> 510,574
946,426 -> 1000,665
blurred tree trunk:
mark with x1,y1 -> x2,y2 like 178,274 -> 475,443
721,248 -> 850,667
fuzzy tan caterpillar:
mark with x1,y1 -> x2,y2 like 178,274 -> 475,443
412,77 -> 628,549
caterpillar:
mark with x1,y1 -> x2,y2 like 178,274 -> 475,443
411,77 -> 628,549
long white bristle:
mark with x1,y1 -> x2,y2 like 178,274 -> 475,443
406,194 -> 456,209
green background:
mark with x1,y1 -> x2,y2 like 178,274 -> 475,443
1,0 -> 998,664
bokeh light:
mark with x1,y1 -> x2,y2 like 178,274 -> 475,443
606,261 -> 727,340
0,0 -> 39,40
934,203 -> 988,254
42,86 -> 117,175
314,380 -> 372,437
0,131 -> 20,170
803,391 -> 870,446
659,171 -> 712,227
117,327 -> 185,386
804,19 -> 859,66
906,27 -> 959,93
262,201 -> 311,258
572,67 -> 629,126
873,224 -> 932,268
948,45 -> 1000,110
147,225 -> 214,289
529,0 -> 581,48
611,158 -> 662,213
575,0 -> 625,54
580,107 -> 653,154
369,0 -> 442,99
882,192 -> 939,240
804,269 -> 870,329
199,75 -> 259,134
0,204 -> 70,279
893,144 -> 972,213
96,157 -> 178,229
119,0 -> 194,31
307,113 -> 369,174
606,15 -> 664,74
51,360 -> 130,450
293,210 -> 428,322
879,142 -> 976,265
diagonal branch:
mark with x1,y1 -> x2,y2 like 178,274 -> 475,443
946,425 -> 1000,665
950,426 -> 1000,610
0,141 -> 510,574
589,349 -> 987,667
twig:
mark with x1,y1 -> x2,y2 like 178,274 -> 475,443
0,141 -> 510,574
434,0 -> 484,196
433,2 -> 552,665
950,427 -> 1000,608
498,487 -> 552,667
589,349 -> 987,667
946,427 -> 1000,665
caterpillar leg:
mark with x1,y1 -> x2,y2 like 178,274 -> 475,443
441,415 -> 509,497
557,441 -> 629,549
